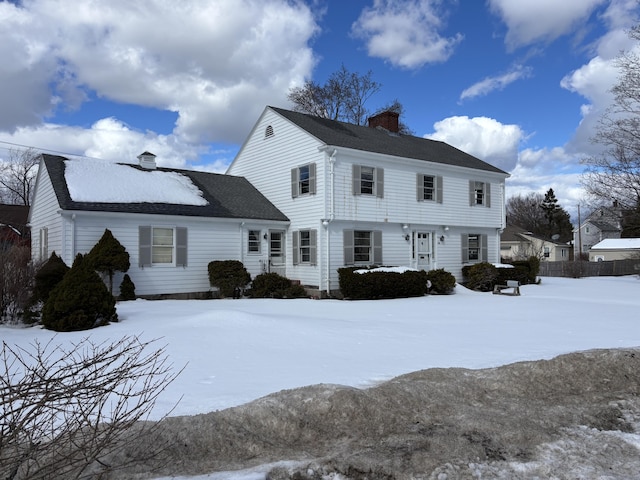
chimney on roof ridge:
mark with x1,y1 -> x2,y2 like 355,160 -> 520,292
368,110 -> 400,133
137,151 -> 157,169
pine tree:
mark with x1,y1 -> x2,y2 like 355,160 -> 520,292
42,253 -> 117,332
539,189 -> 573,242
119,274 -> 136,301
86,229 -> 130,295
32,252 -> 70,304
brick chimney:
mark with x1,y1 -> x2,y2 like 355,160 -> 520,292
368,111 -> 400,133
137,151 -> 157,169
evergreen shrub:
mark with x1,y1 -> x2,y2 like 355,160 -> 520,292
425,269 -> 456,294
208,260 -> 251,298
338,267 -> 429,299
86,229 -> 130,295
249,272 -> 307,298
32,252 -> 70,304
42,254 -> 117,332
462,262 -> 498,292
119,274 -> 136,301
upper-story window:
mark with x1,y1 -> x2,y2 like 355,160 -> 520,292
417,174 -> 443,202
291,163 -> 316,198
353,165 -> 384,198
469,181 -> 491,207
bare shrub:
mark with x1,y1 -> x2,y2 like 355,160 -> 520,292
0,246 -> 36,324
0,335 -> 181,479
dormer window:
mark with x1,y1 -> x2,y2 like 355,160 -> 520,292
265,125 -> 274,139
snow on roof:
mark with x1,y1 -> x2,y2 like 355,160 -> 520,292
591,238 -> 640,250
64,159 -> 208,205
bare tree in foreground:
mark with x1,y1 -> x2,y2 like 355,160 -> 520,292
0,336 -> 180,479
0,148 -> 39,206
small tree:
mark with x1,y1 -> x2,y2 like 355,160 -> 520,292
86,229 -> 130,295
119,274 -> 136,301
42,254 -> 117,332
0,147 -> 39,206
0,335 -> 180,479
207,260 -> 251,298
31,252 -> 69,304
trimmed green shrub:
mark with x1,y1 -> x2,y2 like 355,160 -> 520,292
208,260 -> 251,298
338,267 -> 429,299
86,229 -> 130,295
32,252 -> 70,304
119,274 -> 136,301
42,254 -> 117,332
462,262 -> 498,292
249,272 -> 307,298
425,269 -> 456,294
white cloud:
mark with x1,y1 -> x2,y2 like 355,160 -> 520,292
351,0 -> 463,69
425,116 -> 524,172
487,0 -> 607,49
460,65 -> 532,101
0,0 -> 319,144
0,118 -> 224,171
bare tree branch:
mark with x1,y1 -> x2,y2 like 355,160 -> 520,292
0,148 -> 40,206
0,335 -> 182,479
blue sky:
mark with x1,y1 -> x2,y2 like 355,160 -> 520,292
1,0 -> 639,219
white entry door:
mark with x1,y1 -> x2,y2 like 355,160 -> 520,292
268,230 -> 286,276
415,232 -> 432,271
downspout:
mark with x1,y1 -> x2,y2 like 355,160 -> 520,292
325,149 -> 337,296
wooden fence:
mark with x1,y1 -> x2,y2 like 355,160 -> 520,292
538,259 -> 640,277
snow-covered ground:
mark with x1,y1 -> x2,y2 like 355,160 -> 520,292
3,275 -> 639,422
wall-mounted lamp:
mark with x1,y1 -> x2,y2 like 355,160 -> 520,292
321,218 -> 330,227
404,234 -> 410,242
263,233 -> 268,240
443,225 -> 449,232
439,235 -> 445,242
402,223 -> 409,230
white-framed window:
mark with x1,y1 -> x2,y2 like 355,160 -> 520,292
469,181 -> 491,207
39,227 -> 48,261
248,230 -> 261,254
544,246 -> 550,258
291,163 -> 316,197
461,233 -> 487,263
417,174 -> 443,202
292,229 -> 317,265
353,165 -> 384,197
343,230 -> 383,265
139,226 -> 187,267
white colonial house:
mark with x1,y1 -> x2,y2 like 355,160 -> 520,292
227,106 -> 510,296
28,152 -> 289,297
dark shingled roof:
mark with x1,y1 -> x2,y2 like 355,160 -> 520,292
42,154 -> 289,222
270,107 -> 508,175
0,204 -> 29,229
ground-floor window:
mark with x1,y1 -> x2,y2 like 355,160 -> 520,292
292,229 -> 317,265
461,233 -> 487,263
343,230 -> 382,265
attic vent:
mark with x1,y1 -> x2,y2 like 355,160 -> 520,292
265,125 -> 274,138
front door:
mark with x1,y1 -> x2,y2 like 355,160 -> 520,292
415,232 -> 432,271
268,230 -> 286,276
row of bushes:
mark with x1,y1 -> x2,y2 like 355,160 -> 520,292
208,260 -> 307,299
462,257 -> 540,292
337,267 -> 456,300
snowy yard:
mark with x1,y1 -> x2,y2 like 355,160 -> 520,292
2,275 -> 639,423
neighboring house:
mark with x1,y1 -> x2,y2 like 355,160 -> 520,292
227,106 -> 509,296
589,238 -> 640,261
0,203 -> 30,250
28,153 -> 289,297
500,225 -> 570,262
574,203 -> 622,258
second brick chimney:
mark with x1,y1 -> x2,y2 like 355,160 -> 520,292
368,111 -> 400,133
